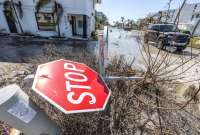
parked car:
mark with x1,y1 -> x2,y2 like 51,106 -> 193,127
144,24 -> 190,51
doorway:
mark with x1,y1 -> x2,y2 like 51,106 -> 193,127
71,15 -> 87,38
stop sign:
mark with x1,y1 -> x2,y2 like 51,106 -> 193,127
32,59 -> 111,114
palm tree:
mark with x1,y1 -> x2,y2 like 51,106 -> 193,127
121,17 -> 125,28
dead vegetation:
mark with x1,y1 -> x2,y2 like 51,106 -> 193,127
20,43 -> 200,135
1,34 -> 200,135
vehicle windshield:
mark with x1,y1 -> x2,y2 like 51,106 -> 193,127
159,25 -> 179,32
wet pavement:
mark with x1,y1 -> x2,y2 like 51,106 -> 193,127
107,28 -> 145,69
0,36 -> 97,63
1,29 -> 200,84
107,28 -> 200,83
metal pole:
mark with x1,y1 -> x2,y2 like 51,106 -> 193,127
104,76 -> 144,81
0,84 -> 61,135
98,31 -> 106,77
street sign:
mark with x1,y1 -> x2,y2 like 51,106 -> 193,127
32,59 -> 111,114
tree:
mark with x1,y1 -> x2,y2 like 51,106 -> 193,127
121,17 -> 125,28
165,0 -> 173,22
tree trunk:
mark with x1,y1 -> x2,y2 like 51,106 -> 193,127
165,0 -> 173,22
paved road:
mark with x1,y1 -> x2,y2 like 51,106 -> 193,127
108,28 -> 200,83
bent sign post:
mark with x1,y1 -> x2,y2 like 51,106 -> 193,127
32,59 -> 111,114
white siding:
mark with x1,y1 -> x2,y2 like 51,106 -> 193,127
0,0 -> 97,38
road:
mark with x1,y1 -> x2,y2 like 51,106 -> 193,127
107,28 -> 200,84
0,29 -> 200,84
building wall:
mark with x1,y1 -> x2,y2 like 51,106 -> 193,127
150,3 -> 200,35
171,3 -> 200,35
0,0 -> 97,38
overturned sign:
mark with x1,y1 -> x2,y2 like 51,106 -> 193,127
32,59 -> 111,114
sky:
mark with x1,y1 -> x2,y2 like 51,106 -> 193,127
96,0 -> 200,24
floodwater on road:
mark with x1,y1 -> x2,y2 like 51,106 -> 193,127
107,28 -> 145,70
1,29 -> 200,84
107,28 -> 200,84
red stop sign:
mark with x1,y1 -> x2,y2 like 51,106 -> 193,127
32,59 -> 111,114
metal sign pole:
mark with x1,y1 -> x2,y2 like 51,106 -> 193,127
104,76 -> 144,81
98,26 -> 144,81
0,84 -> 61,135
98,31 -> 106,77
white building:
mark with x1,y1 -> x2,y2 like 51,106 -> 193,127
149,3 -> 200,35
0,0 -> 101,39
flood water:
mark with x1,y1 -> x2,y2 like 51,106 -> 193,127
1,29 -> 200,83
107,28 -> 146,70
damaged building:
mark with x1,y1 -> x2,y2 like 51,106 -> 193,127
0,0 -> 101,39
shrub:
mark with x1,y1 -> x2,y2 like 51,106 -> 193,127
91,31 -> 98,40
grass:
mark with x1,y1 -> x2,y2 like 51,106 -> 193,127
189,37 -> 200,49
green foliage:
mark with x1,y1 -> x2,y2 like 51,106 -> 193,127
5,11 -> 15,22
95,11 -> 108,30
91,31 -> 98,40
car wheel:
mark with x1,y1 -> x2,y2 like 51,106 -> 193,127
157,40 -> 164,49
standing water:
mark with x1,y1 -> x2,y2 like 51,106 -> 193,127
107,27 -> 146,70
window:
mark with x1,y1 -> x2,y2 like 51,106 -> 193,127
151,25 -> 160,31
159,25 -> 178,32
36,13 -> 56,31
